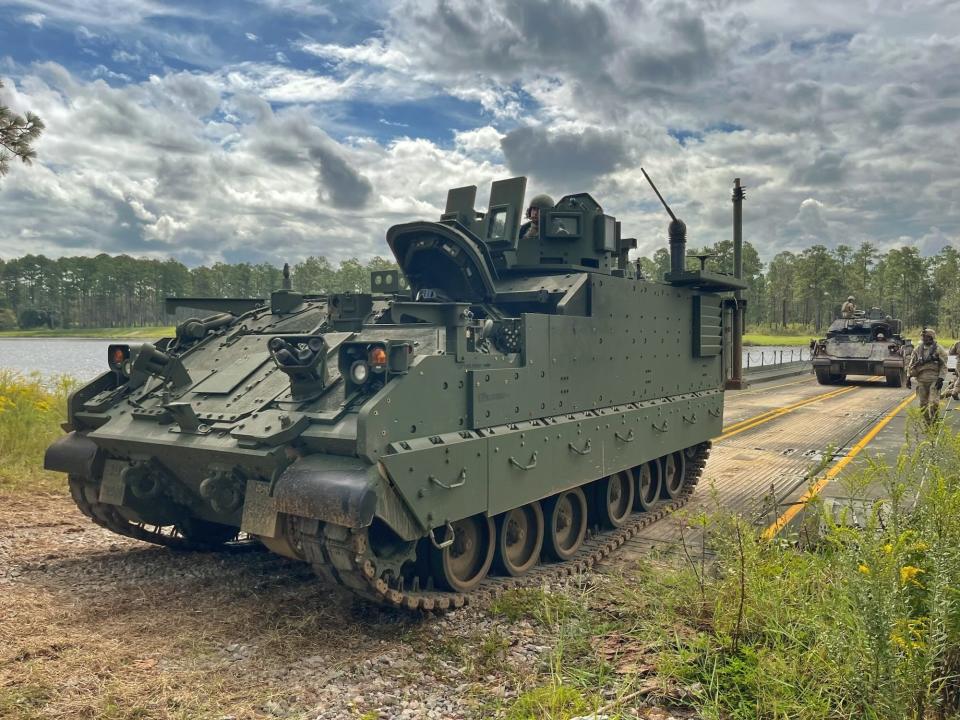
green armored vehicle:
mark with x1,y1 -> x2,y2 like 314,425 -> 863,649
811,309 -> 912,386
45,176 -> 743,610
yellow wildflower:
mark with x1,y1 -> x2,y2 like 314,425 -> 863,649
858,564 -> 870,575
900,566 -> 924,585
883,543 -> 893,554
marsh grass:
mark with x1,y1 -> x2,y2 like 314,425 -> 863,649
0,369 -> 73,494
500,420 -> 960,720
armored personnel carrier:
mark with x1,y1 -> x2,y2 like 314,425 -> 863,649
45,176 -> 744,610
811,309 -> 912,386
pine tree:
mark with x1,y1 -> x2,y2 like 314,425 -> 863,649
0,79 -> 44,178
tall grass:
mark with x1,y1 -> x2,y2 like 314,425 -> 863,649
500,419 -> 960,719
0,370 -> 73,494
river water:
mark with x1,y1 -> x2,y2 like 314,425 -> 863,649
0,337 -> 817,384
0,338 -> 121,383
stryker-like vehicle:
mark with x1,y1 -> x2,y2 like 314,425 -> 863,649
45,175 -> 745,610
811,309 -> 912,387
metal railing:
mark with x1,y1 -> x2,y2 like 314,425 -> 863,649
743,347 -> 811,373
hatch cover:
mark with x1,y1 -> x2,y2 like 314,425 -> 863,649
191,354 -> 270,395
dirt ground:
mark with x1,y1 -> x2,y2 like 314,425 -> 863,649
1,492 -> 690,720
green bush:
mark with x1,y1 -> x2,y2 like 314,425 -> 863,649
0,307 -> 16,330
17,307 -> 55,329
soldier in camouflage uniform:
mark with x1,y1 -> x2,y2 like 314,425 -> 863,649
841,296 -> 856,318
907,328 -> 948,423
942,339 -> 960,402
519,194 -> 554,240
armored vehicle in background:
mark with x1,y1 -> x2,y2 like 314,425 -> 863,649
811,309 -> 912,387
45,176 -> 744,611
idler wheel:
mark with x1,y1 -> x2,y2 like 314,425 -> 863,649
494,502 -> 544,577
430,514 -> 495,593
543,487 -> 588,561
659,451 -> 686,500
595,470 -> 635,528
634,460 -> 661,512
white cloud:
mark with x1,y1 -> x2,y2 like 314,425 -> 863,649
128,198 -> 157,223
0,63 -> 503,264
245,32 -> 259,41
20,12 -> 46,27
454,126 -> 503,156
1,0 -> 960,265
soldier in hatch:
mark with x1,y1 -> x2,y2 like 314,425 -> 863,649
519,194 -> 554,240
907,328 -> 949,423
841,296 -> 856,318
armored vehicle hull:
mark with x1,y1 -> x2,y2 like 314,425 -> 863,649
45,177 -> 739,610
812,312 -> 911,387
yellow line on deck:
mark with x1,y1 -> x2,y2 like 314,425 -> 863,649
719,385 -> 859,440
761,393 -> 915,540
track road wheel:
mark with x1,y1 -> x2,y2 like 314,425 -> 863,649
886,368 -> 906,387
659,451 -> 686,500
430,515 -> 495,593
595,470 -> 634,528
543,487 -> 588,562
815,368 -> 832,385
494,502 -> 544,577
634,460 -> 661,512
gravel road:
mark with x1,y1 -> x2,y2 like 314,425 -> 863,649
1,493 -> 692,720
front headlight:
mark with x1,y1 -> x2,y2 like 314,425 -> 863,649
350,360 -> 370,385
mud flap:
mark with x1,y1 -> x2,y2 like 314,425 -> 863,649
272,455 -> 379,529
43,432 -> 103,479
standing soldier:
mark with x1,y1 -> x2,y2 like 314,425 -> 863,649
942,338 -> 960,401
907,328 -> 948,423
841,296 -> 856,318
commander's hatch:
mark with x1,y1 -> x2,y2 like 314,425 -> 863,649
386,222 -> 499,304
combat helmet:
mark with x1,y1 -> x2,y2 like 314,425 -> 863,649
526,193 -> 554,217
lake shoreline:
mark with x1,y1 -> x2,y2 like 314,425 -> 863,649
0,327 -> 172,339
4,328 -> 816,344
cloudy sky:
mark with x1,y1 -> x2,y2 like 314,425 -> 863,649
0,0 -> 958,267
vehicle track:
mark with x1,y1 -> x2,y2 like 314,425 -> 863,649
299,443 -> 711,612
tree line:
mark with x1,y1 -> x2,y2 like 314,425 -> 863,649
0,254 -> 398,329
638,240 -> 960,337
0,241 -> 957,335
